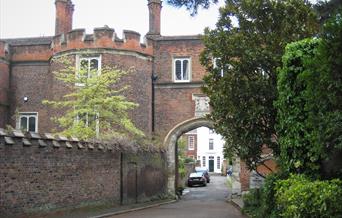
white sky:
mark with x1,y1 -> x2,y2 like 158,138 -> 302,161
0,0 -> 225,39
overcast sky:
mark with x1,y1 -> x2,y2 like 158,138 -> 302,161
0,0 -> 225,39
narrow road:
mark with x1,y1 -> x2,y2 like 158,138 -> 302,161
112,175 -> 245,218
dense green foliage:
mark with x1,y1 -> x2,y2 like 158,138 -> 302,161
201,0 -> 319,171
166,0 -> 218,15
43,58 -> 144,140
275,175 -> 342,218
244,174 -> 342,218
244,8 -> 342,218
243,173 -> 284,218
275,38 -> 322,176
276,9 -> 342,177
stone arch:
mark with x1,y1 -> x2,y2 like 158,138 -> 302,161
163,117 -> 214,194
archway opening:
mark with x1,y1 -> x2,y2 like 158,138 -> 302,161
163,117 -> 218,194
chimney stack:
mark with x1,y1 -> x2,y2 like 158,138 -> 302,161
55,0 -> 74,35
147,0 -> 162,36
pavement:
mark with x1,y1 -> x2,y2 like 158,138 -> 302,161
40,174 -> 245,218
108,174 -> 246,218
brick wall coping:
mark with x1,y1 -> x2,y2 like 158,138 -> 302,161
155,35 -> 202,41
0,128 -> 164,153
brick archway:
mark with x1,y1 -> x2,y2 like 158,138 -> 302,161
163,117 -> 213,194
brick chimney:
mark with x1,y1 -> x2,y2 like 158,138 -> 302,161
55,0 -> 74,35
147,0 -> 162,36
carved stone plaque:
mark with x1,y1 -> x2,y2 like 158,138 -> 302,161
192,94 -> 210,117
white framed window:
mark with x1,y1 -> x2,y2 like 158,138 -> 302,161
173,57 -> 191,82
209,138 -> 214,150
17,112 -> 38,132
76,55 -> 101,86
76,112 -> 100,138
217,156 -> 221,169
202,156 -> 206,167
188,135 -> 195,150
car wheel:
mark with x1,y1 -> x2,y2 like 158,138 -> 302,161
203,182 -> 207,187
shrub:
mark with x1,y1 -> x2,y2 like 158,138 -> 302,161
275,175 -> 342,218
242,189 -> 262,217
243,173 -> 284,218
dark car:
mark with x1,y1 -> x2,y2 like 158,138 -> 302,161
187,172 -> 207,187
195,167 -> 210,183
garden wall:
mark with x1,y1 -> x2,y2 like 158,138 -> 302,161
0,129 -> 167,217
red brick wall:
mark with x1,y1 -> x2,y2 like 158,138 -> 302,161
154,38 -> 205,83
8,50 -> 153,135
0,132 -> 167,217
154,38 -> 207,137
9,63 -> 52,132
240,160 -> 250,192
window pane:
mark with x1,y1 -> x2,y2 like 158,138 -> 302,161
175,60 -> 182,80
209,139 -> 214,150
90,59 -> 99,77
80,59 -> 88,72
28,117 -> 36,132
183,60 -> 189,80
20,117 -> 28,131
79,59 -> 89,80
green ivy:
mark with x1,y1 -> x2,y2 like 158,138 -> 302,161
275,38 -> 322,176
276,9 -> 342,178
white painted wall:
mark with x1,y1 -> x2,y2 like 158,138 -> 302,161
196,127 -> 225,173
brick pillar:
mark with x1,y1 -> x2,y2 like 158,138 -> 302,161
147,0 -> 162,36
55,0 -> 74,35
0,41 -> 10,128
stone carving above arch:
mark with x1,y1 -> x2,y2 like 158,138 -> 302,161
192,94 -> 210,118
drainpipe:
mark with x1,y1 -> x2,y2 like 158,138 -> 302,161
151,58 -> 158,133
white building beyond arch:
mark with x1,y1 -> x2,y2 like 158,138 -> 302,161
196,127 -> 225,173
163,117 -> 213,194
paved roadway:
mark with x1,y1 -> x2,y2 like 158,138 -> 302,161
112,174 -> 245,218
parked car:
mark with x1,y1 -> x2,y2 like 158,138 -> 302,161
187,172 -> 207,187
195,167 -> 210,183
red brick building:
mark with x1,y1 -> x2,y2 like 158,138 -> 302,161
184,129 -> 197,160
0,0 -> 206,140
0,0 -> 270,193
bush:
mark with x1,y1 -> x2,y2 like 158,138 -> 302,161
242,189 -> 262,217
243,173 -> 284,218
275,175 -> 342,218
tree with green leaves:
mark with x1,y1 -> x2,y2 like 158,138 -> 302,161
201,0 -> 319,173
43,58 -> 144,140
167,0 -> 218,15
